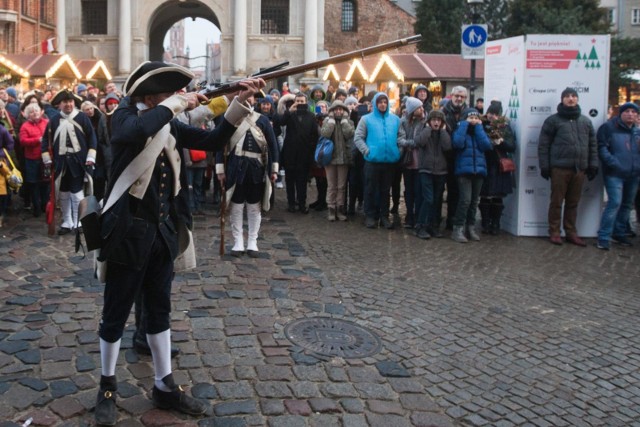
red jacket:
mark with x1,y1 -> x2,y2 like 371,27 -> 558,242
19,118 -> 49,160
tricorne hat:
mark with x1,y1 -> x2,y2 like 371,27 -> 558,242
123,61 -> 194,97
51,89 -> 82,108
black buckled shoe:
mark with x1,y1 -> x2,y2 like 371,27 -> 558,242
95,376 -> 117,426
152,374 -> 208,415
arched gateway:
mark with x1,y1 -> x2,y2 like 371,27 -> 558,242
63,0 -> 325,84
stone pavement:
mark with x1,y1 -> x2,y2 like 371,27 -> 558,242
1,187 -> 640,427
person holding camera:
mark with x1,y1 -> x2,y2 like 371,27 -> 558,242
538,87 -> 598,246
274,93 -> 318,213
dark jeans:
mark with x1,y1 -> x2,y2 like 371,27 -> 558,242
403,169 -> 421,220
597,175 -> 639,241
417,173 -> 446,227
364,162 -> 393,220
186,167 -> 205,210
548,168 -> 585,237
454,175 -> 484,227
391,164 -> 402,210
444,169 -> 459,226
285,167 -> 309,208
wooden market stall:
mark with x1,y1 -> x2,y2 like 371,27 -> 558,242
75,59 -> 113,88
1,53 -> 82,91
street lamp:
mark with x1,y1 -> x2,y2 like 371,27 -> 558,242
467,0 -> 484,107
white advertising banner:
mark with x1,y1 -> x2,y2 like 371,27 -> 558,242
484,34 -> 610,237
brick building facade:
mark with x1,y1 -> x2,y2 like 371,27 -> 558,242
324,0 -> 417,56
0,0 -> 57,54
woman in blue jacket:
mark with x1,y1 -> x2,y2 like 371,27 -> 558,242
451,108 -> 492,243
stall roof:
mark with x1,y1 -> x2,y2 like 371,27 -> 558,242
2,54 -> 82,79
323,53 -> 485,83
75,59 -> 112,80
0,54 -> 30,78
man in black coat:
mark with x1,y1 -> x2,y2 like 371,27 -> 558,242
94,61 -> 263,425
274,92 -> 319,213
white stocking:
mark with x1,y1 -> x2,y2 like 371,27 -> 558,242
229,202 -> 245,252
147,329 -> 172,392
246,203 -> 261,252
71,190 -> 84,229
100,338 -> 121,377
59,191 -> 72,229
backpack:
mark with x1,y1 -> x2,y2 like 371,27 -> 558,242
314,137 -> 334,167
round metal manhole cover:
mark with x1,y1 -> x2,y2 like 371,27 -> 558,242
284,317 -> 382,359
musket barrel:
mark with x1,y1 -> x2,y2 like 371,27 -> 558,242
201,35 -> 421,99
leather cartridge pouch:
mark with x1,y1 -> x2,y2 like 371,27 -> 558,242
78,195 -> 102,251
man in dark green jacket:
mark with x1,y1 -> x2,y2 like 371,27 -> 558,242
538,87 -> 598,246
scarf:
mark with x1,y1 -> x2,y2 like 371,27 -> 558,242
556,103 -> 581,120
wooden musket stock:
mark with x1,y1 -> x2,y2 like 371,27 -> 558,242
201,35 -> 422,99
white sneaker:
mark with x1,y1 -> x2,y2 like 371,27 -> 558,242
275,181 -> 284,189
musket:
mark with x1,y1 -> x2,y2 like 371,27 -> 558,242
46,126 -> 56,236
218,144 -> 228,257
201,35 -> 422,99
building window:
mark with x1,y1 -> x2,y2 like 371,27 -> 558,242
342,0 -> 356,32
632,8 -> 640,25
608,8 -> 616,27
40,0 -> 53,24
82,0 -> 108,34
261,0 -> 289,35
21,0 -> 33,18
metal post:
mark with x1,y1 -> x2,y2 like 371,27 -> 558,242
470,59 -> 476,107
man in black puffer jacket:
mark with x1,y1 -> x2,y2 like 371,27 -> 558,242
538,87 -> 598,247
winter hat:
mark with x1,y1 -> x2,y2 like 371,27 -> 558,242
76,84 -> 87,93
6,87 -> 17,99
404,97 -> 423,116
348,86 -> 358,95
413,84 -> 429,98
104,92 -> 120,107
334,88 -> 348,100
269,88 -> 280,97
344,96 -> 358,107
259,95 -> 274,105
561,87 -> 578,99
427,110 -> 445,122
328,100 -> 348,113
486,101 -> 503,116
619,102 -> 639,115
461,107 -> 480,120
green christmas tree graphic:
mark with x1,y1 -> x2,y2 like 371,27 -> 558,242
507,74 -> 519,120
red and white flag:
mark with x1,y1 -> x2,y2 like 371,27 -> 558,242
41,38 -> 55,54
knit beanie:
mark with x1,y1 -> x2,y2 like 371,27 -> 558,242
461,108 -> 480,120
6,87 -> 17,98
427,109 -> 445,122
404,97 -> 423,116
561,87 -> 578,99
486,101 -> 503,116
619,102 -> 639,115
344,96 -> 358,106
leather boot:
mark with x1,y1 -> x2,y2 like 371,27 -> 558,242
328,207 -> 336,221
95,375 -> 118,426
229,202 -> 245,256
467,224 -> 481,241
336,205 -> 347,221
451,225 -> 468,243
246,203 -> 261,257
490,200 -> 504,235
479,199 -> 491,234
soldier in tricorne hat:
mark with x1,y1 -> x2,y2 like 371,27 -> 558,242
93,61 -> 264,425
42,89 -> 97,235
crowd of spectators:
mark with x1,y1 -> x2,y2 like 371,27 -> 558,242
0,80 -> 638,252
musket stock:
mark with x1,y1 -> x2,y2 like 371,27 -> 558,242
202,35 -> 421,99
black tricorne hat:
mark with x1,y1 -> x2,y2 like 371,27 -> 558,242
51,89 -> 82,108
123,61 -> 194,97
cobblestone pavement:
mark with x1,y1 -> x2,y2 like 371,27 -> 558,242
0,186 -> 639,427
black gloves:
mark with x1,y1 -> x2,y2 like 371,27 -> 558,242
586,166 -> 598,181
540,168 -> 550,180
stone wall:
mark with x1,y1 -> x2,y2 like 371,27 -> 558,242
324,0 -> 417,56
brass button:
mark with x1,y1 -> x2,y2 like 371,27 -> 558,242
160,183 -> 165,188
162,173 -> 167,178
161,162 -> 166,167
160,152 -> 165,157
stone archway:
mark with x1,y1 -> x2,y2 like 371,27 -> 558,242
147,1 -> 220,62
